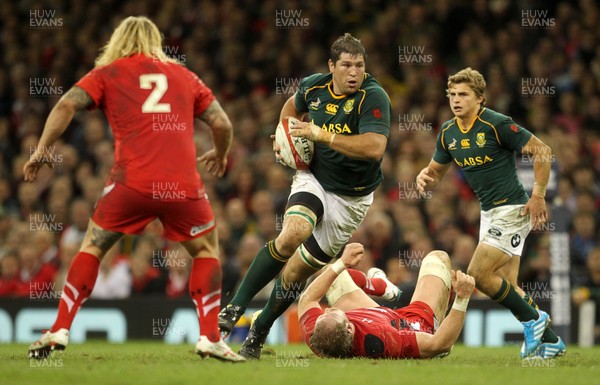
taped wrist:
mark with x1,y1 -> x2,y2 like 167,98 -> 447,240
532,182 -> 546,198
309,123 -> 331,143
452,297 -> 469,312
330,259 -> 346,275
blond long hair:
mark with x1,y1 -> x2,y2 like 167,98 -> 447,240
95,16 -> 179,67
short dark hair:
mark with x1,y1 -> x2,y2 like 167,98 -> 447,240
329,33 -> 366,63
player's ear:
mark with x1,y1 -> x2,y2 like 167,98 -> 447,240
328,59 -> 335,72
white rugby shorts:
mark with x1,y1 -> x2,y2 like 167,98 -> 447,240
479,204 -> 532,257
289,170 -> 373,262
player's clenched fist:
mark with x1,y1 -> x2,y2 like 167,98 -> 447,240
450,270 -> 475,299
340,243 -> 364,268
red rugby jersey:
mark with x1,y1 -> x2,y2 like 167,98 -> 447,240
76,54 -> 215,199
300,307 -> 420,358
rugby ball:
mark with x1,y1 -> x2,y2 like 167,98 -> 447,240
275,117 -> 314,170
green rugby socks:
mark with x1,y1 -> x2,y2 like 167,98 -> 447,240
491,279 -> 539,322
229,241 -> 287,309
255,275 -> 305,330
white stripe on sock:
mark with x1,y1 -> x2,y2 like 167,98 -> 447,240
192,299 -> 201,318
201,289 -> 220,305
64,281 -> 79,300
60,291 -> 75,313
203,299 -> 220,316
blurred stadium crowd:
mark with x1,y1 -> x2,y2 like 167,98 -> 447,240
0,0 -> 599,338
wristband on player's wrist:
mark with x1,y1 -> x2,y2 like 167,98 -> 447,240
330,259 -> 346,275
309,123 -> 323,142
452,297 -> 469,312
329,133 -> 336,146
532,182 -> 546,199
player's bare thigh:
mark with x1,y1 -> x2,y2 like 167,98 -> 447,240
467,243 -> 512,294
274,208 -> 315,257
282,250 -> 319,284
80,219 -> 124,258
410,250 -> 451,322
179,227 -> 219,259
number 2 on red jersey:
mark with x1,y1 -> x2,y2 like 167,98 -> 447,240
139,74 -> 171,113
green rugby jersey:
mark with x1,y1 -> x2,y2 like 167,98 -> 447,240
295,73 -> 391,196
433,107 -> 533,211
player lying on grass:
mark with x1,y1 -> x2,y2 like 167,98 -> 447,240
298,243 -> 475,358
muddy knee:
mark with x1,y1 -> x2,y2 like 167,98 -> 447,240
418,250 -> 451,289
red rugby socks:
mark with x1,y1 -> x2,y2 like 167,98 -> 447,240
347,268 -> 387,297
51,252 -> 100,332
189,257 -> 222,342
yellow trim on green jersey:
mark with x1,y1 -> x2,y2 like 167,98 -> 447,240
457,107 -> 486,134
440,121 -> 457,151
327,82 -> 346,99
433,107 -> 533,211
295,72 -> 391,196
357,89 -> 367,114
477,113 -> 502,145
303,83 -> 328,102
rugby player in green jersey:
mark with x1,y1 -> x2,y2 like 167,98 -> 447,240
219,33 -> 393,359
416,67 -> 565,359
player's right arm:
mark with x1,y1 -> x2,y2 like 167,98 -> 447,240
197,100 -> 232,177
415,270 -> 475,358
280,95 -> 306,122
298,243 -> 364,319
416,125 -> 453,194
24,86 -> 93,182
416,159 -> 451,194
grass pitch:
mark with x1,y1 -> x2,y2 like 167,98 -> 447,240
1,342 -> 599,385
